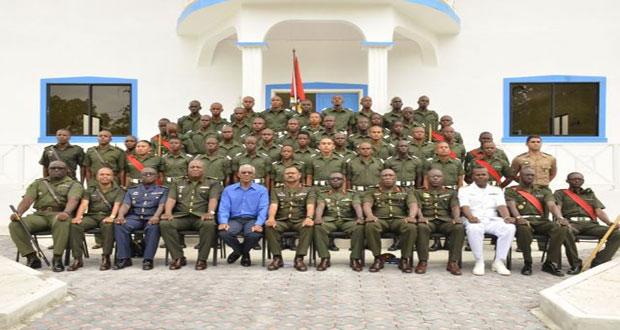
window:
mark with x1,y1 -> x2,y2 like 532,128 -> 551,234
502,76 -> 606,143
266,82 -> 367,112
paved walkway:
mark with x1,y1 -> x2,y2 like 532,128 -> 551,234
2,235 -> 594,329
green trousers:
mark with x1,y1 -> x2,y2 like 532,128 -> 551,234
314,220 -> 364,259
70,215 -> 114,257
365,218 -> 416,258
265,220 -> 313,257
516,218 -> 568,264
9,211 -> 70,257
416,220 -> 464,263
159,216 -> 216,261
564,221 -> 620,267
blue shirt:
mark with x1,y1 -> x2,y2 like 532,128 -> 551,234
218,183 -> 269,226
122,184 -> 168,218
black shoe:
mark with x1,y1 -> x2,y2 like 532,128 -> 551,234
26,256 -> 42,269
465,243 -> 471,251
142,259 -> 154,270
241,254 -> 251,267
288,238 -> 297,251
542,261 -> 565,277
567,264 -> 582,275
387,239 -> 400,252
159,243 -> 166,248
521,262 -> 533,276
113,258 -> 133,270
52,258 -> 64,272
328,238 -> 339,251
442,238 -> 450,250
280,238 -> 290,250
515,247 -> 523,253
253,243 -> 261,250
429,238 -> 442,252
227,251 -> 241,264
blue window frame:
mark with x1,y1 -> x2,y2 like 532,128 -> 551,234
265,82 -> 368,111
39,76 -> 137,143
502,75 -> 606,143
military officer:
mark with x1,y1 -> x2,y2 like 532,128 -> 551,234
39,128 -> 84,181
177,100 -> 203,134
68,167 -> 124,271
271,145 -> 305,189
412,95 -> 439,135
186,115 -> 218,155
370,114 -> 386,134
436,115 -> 464,145
382,96 -> 404,130
409,126 -> 435,159
314,115 -> 343,143
208,102 -> 230,131
258,128 -> 282,161
511,135 -> 557,186
347,142 -> 384,192
294,131 -> 317,165
306,138 -> 347,189
363,169 -> 418,273
150,118 -> 171,156
354,96 -> 378,123
218,125 -> 245,159
303,112 -> 324,145
260,95 -> 292,133
234,96 -> 260,124
505,167 -> 570,276
239,117 -> 267,143
160,161 -> 222,270
193,137 -> 232,185
83,130 -> 126,186
385,121 -> 414,145
265,167 -> 316,271
465,141 -> 513,187
231,107 -> 252,141
368,126 -> 395,159
554,172 -> 620,271
401,107 -> 422,135
113,167 -> 167,270
161,137 -> 192,185
321,95 -> 355,133
347,117 -> 372,150
231,136 -> 271,187
437,126 -> 466,161
124,140 -> 163,188
423,142 -> 464,189
277,118 -> 302,148
9,161 -> 83,271
124,135 -> 137,156
384,140 -> 423,189
291,99 -> 313,128
333,132 -> 357,162
314,172 -> 365,271
465,132 -> 510,166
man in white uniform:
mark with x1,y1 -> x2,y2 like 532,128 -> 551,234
458,166 -> 516,276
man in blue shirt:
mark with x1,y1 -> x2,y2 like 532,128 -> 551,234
218,164 -> 269,267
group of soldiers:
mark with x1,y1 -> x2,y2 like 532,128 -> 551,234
9,94 -> 619,275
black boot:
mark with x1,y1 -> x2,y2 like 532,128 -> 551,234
429,237 -> 442,251
388,238 -> 400,251
52,256 -> 64,272
26,253 -> 42,269
328,237 -> 339,251
521,261 -> 533,276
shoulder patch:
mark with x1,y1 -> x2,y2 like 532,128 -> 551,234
234,152 -> 243,157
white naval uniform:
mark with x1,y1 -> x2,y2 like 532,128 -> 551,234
457,183 -> 516,262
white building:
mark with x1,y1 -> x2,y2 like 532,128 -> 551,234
1,0 -> 619,232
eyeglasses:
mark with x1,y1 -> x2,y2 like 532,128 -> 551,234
141,172 -> 156,176
329,177 -> 344,181
49,167 -> 66,170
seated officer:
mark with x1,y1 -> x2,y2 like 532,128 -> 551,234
363,169 -> 418,273
160,161 -> 222,270
314,172 -> 365,272
554,172 -> 620,271
415,169 -> 464,275
9,161 -> 83,271
265,166 -> 315,271
68,167 -> 124,271
505,167 -> 570,276
113,167 -> 168,270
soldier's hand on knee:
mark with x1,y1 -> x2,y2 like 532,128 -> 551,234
265,218 -> 276,227
56,212 -> 70,221
404,216 -> 417,224
469,216 -> 480,224
115,218 -> 126,225
71,217 -> 82,224
251,225 -> 263,233
10,213 -> 20,221
516,217 -> 529,226
302,217 -> 314,227
503,217 -> 516,224
366,215 -> 378,223
356,217 -> 365,225
160,213 -> 172,221
218,224 -> 229,231
103,216 -> 114,223
417,216 -> 428,224
452,218 -> 462,225
148,217 -> 159,225
557,218 -> 570,227
202,213 -> 214,221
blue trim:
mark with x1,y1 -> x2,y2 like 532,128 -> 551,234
235,42 -> 268,46
177,0 -> 229,27
361,42 -> 395,47
39,76 -> 138,144
502,75 -> 607,143
265,82 -> 368,109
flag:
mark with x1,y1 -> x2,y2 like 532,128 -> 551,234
290,49 -> 305,113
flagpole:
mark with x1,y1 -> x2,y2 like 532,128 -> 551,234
292,49 -> 298,112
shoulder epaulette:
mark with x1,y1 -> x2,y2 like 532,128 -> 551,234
234,152 -> 243,157
516,152 -> 528,157
388,143 -> 395,148
259,152 -> 269,158
310,153 -> 317,158
379,159 -> 385,164
426,157 -> 434,161
386,156 -> 394,160
272,161 -> 278,165
298,160 -> 305,164
542,152 -> 554,157
409,155 -> 419,160
335,153 -> 344,158
348,133 -> 355,138
346,189 -> 356,193
321,107 -> 329,111
346,158 -> 352,163
225,155 -> 232,160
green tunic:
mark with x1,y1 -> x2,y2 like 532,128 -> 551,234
161,153 -> 192,179
307,153 -> 347,182
346,156 -> 384,187
39,144 -> 84,177
465,156 -> 513,184
423,157 -> 464,186
348,133 -> 372,150
416,188 -> 458,221
270,185 -> 315,222
187,129 -> 219,155
384,155 -> 423,183
217,140 -> 245,159
321,107 -> 355,132
363,186 -> 416,219
271,160 -> 306,185
83,145 -> 126,184
25,176 -> 83,211
82,184 -> 125,215
257,142 -> 282,162
554,188 -> 605,218
370,141 -> 395,160
505,185 -> 555,216
412,109 -> 439,133
316,189 -> 361,222
193,154 -> 232,182
408,141 -> 435,160
260,108 -> 292,133
232,152 -> 272,179
177,114 -> 202,134
168,178 -> 223,218
125,154 -> 162,181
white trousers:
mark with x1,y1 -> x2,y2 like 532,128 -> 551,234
463,217 -> 516,262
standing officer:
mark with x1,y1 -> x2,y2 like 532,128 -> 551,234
265,167 -> 316,271
208,102 -> 230,131
232,136 -> 272,187
412,95 -> 439,135
363,169 -> 418,273
382,96 -> 404,130
9,161 -> 83,271
333,133 -> 357,162
294,132 -> 317,165
436,115 -> 464,145
231,107 -> 252,141
409,127 -> 435,160
218,125 -> 245,159
505,167 -> 569,276
150,118 -> 171,155
277,118 -> 302,148
347,117 -> 372,150
124,135 -> 137,156
385,140 -> 423,189
39,128 -> 84,182
438,126 -> 466,161
271,145 -> 305,189
321,95 -> 355,133
347,142 -> 384,192
423,142 -> 464,189
260,95 -> 292,133
113,167 -> 168,270
554,172 -> 620,271
415,169 -> 464,275
124,140 -> 163,188
193,137 -> 232,185
68,167 -> 124,271
177,100 -> 203,134
186,115 -> 218,155
314,172 -> 365,271
160,161 -> 222,270
511,135 -> 557,186
161,137 -> 192,185
306,138 -> 347,189
464,132 -> 509,165
385,121 -> 414,145
465,141 -> 513,187
258,129 -> 282,161
291,99 -> 313,128
368,126 -> 394,160
83,130 -> 126,186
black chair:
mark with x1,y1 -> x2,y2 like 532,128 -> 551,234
264,231 -> 314,267
15,231 -> 71,266
164,230 -> 219,266
219,234 -> 266,266
311,231 -> 361,266
81,227 -> 103,259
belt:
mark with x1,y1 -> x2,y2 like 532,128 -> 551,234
396,180 -> 415,187
569,216 -> 593,222
352,185 -> 374,192
443,185 -> 457,190
37,207 -> 63,212
313,180 -> 328,186
165,176 -> 186,183
521,215 -> 543,219
253,179 -> 265,184
130,178 -> 141,184
230,216 -> 257,221
274,183 -> 284,188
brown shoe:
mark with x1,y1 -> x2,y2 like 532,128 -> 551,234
351,259 -> 363,272
294,256 -> 307,272
195,260 -> 207,270
369,258 -> 383,272
415,261 -> 428,274
267,256 -> 284,271
400,258 -> 413,273
92,244 -> 102,249
316,258 -> 330,271
446,262 -> 462,276
99,255 -> 111,271
67,257 -> 83,271
169,258 -> 183,270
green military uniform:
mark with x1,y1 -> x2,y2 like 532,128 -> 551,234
150,135 -> 172,156
125,154 -> 162,186
276,133 -> 299,149
294,147 -> 318,165
384,134 -> 413,145
464,148 -> 510,168
432,130 -> 464,145
370,140 -> 395,160
314,189 -> 364,260
70,184 -> 124,258
554,188 -> 620,267
161,152 -> 191,185
291,112 -> 311,128
334,148 -> 357,162
231,121 -> 252,142
307,153 -> 347,187
177,114 -> 202,134
10,176 -> 83,257
210,117 -> 230,131
423,157 -> 464,187
511,152 -> 557,186
257,142 -> 282,162
415,188 -> 464,263
230,110 -> 260,125
39,144 -> 84,180
347,132 -> 372,150
304,126 -> 324,148
193,154 -> 232,182
408,141 -> 435,160
412,109 -> 439,134
347,156 -> 384,191
321,107 -> 355,132
465,156 -> 513,185
159,178 -> 223,261
354,110 -> 378,129
186,129 -> 219,155
271,160 -> 306,187
83,145 -> 126,186
382,111 -> 402,129
505,185 -> 567,265
314,128 -> 343,145
444,142 -> 466,162
401,120 -> 423,136
364,186 -> 417,258
231,151 -> 272,183
217,140 -> 245,159
260,108 -> 292,133
265,185 -> 315,257
384,155 -> 422,188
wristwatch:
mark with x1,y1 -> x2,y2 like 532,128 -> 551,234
208,211 -> 216,215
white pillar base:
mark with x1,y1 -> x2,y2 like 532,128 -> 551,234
237,42 -> 268,111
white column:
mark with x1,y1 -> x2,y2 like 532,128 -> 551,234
364,43 -> 393,113
237,43 -> 267,110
